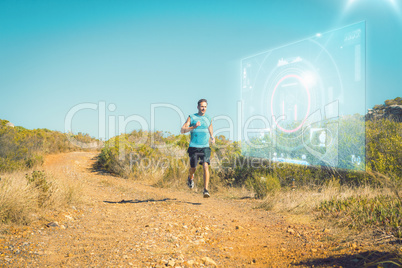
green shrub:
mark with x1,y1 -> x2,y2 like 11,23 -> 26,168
25,154 -> 44,168
366,119 -> 402,179
25,171 -> 52,207
246,172 -> 281,199
318,195 -> 402,238
155,156 -> 187,188
384,97 -> 402,106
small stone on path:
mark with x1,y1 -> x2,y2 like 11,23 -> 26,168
202,257 -> 217,266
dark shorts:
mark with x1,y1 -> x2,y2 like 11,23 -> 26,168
187,147 -> 211,168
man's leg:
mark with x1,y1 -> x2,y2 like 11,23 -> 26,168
188,167 -> 196,178
187,148 -> 197,189
202,162 -> 209,191
187,166 -> 196,189
201,147 -> 211,198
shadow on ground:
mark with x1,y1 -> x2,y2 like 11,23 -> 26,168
88,155 -> 119,176
103,198 -> 202,206
295,250 -> 402,268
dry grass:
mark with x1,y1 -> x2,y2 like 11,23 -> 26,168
259,179 -> 402,267
0,169 -> 83,225
132,169 -> 166,187
0,172 -> 36,224
49,175 -> 83,208
260,180 -> 394,215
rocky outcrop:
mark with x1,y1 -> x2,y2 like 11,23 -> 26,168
5,122 -> 14,128
0,119 -> 15,128
366,98 -> 402,122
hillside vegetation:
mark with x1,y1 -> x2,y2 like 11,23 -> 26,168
96,98 -> 402,240
0,119 -> 97,224
0,119 -> 98,172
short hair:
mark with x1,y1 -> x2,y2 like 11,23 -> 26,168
198,99 -> 208,106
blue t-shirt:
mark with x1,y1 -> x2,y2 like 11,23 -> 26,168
189,113 -> 212,148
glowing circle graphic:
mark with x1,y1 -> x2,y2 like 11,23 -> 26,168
270,74 -> 311,133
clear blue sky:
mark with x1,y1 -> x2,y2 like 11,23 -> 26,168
1,0 -> 401,140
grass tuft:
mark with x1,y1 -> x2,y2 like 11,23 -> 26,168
0,170 -> 82,225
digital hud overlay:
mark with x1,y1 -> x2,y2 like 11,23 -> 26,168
241,21 -> 365,170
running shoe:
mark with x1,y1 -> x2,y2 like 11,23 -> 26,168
203,189 -> 210,198
187,176 -> 194,189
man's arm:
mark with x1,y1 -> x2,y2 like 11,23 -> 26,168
208,121 -> 215,144
181,116 -> 200,134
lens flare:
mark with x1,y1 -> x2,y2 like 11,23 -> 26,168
344,0 -> 401,15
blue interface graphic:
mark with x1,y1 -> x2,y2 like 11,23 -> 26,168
241,21 -> 366,170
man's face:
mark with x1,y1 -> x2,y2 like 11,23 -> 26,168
197,102 -> 207,115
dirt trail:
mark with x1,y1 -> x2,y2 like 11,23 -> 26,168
0,152 -> 350,267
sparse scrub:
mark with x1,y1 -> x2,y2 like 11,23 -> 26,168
366,118 -> 402,180
0,170 -> 82,225
59,179 -> 83,206
260,182 -> 394,213
246,172 -> 280,199
25,170 -> 53,207
0,173 -> 36,224
318,194 -> 402,238
155,155 -> 188,188
96,131 -> 187,179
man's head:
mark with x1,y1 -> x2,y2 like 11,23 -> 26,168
197,99 -> 208,115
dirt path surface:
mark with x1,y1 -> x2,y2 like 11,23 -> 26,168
1,152 -> 362,267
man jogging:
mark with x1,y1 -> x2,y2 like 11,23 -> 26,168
180,99 -> 215,198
